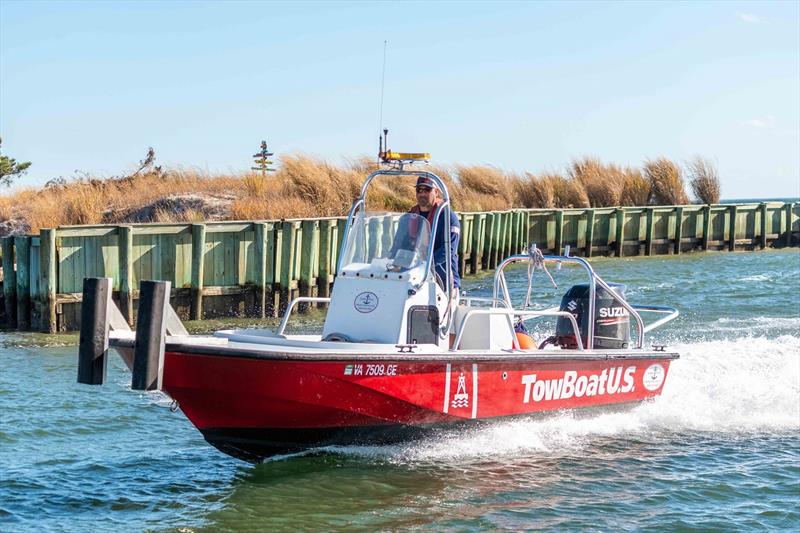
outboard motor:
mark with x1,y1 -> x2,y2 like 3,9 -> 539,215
554,283 -> 631,349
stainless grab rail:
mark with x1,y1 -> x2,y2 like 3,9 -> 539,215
277,297 -> 332,335
461,296 -> 510,308
632,305 -> 680,333
492,254 -> 647,349
339,168 -> 455,337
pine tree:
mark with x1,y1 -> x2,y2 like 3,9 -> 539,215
0,138 -> 32,187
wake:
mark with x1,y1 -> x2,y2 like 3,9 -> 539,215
333,335 -> 800,462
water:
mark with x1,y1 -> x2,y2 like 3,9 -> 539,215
2,250 -> 799,531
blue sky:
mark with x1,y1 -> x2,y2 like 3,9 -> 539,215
1,0 -> 798,199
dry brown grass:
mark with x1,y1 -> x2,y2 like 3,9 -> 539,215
644,157 -> 689,205
568,157 -> 625,207
542,172 -> 589,208
0,196 -> 14,220
687,156 -> 721,204
0,151 -> 713,236
454,165 -> 515,212
513,172 -> 555,208
619,167 -> 651,206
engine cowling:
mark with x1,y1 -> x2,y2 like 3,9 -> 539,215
555,283 -> 631,349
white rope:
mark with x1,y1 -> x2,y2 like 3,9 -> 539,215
524,244 -> 557,309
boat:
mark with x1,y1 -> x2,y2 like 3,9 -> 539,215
79,150 -> 679,463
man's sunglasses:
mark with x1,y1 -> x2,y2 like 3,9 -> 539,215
416,186 -> 433,193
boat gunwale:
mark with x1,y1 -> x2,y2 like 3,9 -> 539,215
109,337 -> 678,363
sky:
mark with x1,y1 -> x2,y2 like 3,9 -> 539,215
1,0 -> 798,199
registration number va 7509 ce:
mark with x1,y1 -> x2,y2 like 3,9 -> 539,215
343,363 -> 398,376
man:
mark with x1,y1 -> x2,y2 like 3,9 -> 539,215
408,176 -> 461,294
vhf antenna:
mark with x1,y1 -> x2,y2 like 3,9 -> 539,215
377,40 -> 388,162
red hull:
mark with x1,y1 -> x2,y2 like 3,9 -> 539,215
160,348 -> 675,461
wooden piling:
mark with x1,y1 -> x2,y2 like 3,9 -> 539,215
190,223 -> 206,320
14,236 -> 31,330
785,203 -> 794,247
2,237 -> 16,328
118,225 -> 134,325
728,205 -> 738,252
40,229 -> 57,334
615,208 -> 625,258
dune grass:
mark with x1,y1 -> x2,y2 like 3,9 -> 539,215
687,156 -> 721,204
644,157 -> 689,205
0,151 -> 718,235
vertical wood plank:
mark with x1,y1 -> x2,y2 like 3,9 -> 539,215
457,214 -> 468,278
508,211 -> 516,256
470,214 -> 483,274
253,222 -> 267,318
14,236 -> 30,330
785,203 -> 794,247
280,221 -> 298,310
585,209 -> 595,257
645,208 -> 655,256
29,238 -> 41,331
222,233 -> 234,287
190,223 -> 206,320
760,202 -> 768,249
554,210 -> 564,256
495,212 -> 505,262
702,205 -> 711,251
615,208 -> 625,257
483,213 -> 495,269
728,205 -> 738,252
269,222 -> 283,316
161,233 -> 176,285
2,236 -> 17,328
335,217 -> 346,273
299,220 -> 319,302
507,212 -> 514,256
674,207 -> 684,255
575,211 -> 586,255
520,211 -> 530,249
318,219 -> 333,299
502,212 -> 512,259
490,212 -> 502,268
118,226 -> 133,325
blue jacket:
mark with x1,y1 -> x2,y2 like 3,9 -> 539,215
418,206 -> 461,290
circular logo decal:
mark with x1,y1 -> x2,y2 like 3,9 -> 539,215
642,364 -> 665,391
354,291 -> 379,313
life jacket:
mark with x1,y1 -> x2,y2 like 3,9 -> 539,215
408,202 -> 440,238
